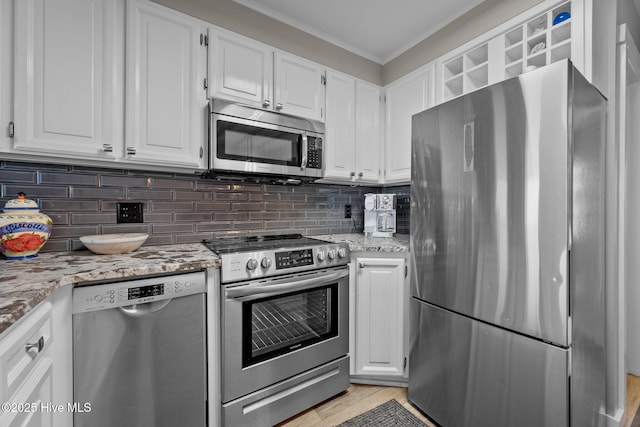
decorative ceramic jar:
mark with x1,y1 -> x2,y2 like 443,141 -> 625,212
0,193 -> 53,260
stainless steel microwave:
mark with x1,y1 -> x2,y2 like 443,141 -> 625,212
209,99 -> 324,181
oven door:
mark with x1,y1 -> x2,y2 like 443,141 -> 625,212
212,113 -> 321,178
221,266 -> 349,403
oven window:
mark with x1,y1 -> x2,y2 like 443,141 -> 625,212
242,284 -> 338,367
217,120 -> 301,166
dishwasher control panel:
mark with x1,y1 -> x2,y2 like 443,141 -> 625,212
72,271 -> 206,313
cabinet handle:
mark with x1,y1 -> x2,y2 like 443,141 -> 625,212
359,262 -> 399,269
25,336 -> 45,354
350,171 -> 356,177
358,172 -> 363,178
275,103 -> 283,110
263,99 -> 271,108
126,147 -> 137,155
102,144 -> 113,152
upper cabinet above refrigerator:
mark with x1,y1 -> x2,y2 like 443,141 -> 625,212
436,0 -> 595,103
208,28 -> 326,122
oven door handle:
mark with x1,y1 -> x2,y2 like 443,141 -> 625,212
225,269 -> 348,300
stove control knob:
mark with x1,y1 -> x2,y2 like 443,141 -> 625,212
246,258 -> 258,271
337,248 -> 347,258
261,257 -> 272,268
328,249 -> 336,260
317,251 -> 326,262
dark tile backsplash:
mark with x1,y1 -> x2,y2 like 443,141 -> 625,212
0,161 -> 410,252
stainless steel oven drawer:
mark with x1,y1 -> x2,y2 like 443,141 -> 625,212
222,356 -> 349,427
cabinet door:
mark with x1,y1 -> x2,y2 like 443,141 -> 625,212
13,0 -> 121,160
324,70 -> 356,181
274,51 -> 325,122
384,67 -> 432,184
0,359 -> 53,427
0,300 -> 54,427
355,81 -> 381,183
354,257 -> 406,378
125,0 -> 207,169
0,0 -> 12,152
208,28 -> 273,108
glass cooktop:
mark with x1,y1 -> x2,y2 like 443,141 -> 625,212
203,234 -> 328,255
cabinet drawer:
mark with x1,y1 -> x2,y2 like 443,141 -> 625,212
0,302 -> 53,402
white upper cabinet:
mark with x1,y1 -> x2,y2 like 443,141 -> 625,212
502,2 -> 574,79
274,51 -> 325,121
384,66 -> 433,185
0,0 -> 12,152
209,28 -> 273,108
437,0 -> 581,103
324,70 -> 381,184
208,28 -> 326,122
125,0 -> 208,169
324,70 -> 356,181
355,80 -> 382,183
13,0 -> 122,160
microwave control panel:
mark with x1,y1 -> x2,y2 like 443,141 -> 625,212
307,137 -> 323,169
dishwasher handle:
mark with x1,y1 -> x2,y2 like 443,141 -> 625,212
225,269 -> 348,301
119,299 -> 172,317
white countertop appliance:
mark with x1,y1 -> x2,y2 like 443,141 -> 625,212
203,234 -> 350,427
364,193 -> 397,237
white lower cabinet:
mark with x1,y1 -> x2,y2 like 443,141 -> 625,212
350,253 -> 409,384
0,288 -> 72,427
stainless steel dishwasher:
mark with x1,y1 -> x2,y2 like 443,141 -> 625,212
72,270 -> 207,427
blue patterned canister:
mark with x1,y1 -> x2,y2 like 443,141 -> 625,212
0,193 -> 53,260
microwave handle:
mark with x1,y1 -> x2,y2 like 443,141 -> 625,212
300,132 -> 308,170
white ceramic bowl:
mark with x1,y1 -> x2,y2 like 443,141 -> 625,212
79,233 -> 148,255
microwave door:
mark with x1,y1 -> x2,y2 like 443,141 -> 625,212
212,115 -> 304,176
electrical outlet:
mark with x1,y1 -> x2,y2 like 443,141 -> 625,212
117,202 -> 144,223
344,204 -> 352,219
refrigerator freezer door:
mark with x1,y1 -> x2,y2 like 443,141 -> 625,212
408,299 -> 568,427
410,63 -> 570,346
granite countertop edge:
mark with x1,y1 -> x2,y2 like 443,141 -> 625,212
0,243 -> 220,335
0,234 -> 409,335
312,233 -> 410,253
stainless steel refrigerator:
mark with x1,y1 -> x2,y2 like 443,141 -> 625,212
408,60 -> 606,427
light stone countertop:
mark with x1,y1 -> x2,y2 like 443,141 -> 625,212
0,244 -> 220,334
0,234 -> 409,335
313,233 -> 410,253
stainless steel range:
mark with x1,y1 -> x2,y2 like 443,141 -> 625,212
203,234 -> 351,427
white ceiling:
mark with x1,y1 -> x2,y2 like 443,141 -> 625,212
233,0 -> 487,64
